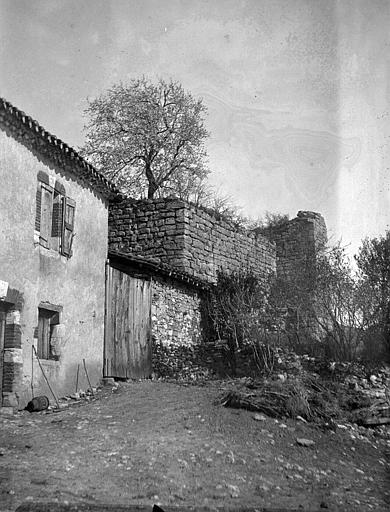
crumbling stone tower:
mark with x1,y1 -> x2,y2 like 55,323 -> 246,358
264,211 -> 327,280
257,211 -> 328,350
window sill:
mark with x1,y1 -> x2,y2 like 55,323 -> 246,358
36,244 -> 64,260
39,358 -> 60,367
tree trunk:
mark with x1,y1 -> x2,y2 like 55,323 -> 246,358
147,183 -> 157,199
145,162 -> 158,199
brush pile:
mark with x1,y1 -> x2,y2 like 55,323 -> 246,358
220,366 -> 390,427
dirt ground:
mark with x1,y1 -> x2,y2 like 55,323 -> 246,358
0,380 -> 389,512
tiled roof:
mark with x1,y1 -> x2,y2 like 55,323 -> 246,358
108,250 -> 210,289
0,97 -> 119,198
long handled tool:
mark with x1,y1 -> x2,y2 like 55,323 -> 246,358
31,343 -> 34,399
32,345 -> 60,408
83,358 -> 95,397
75,363 -> 80,394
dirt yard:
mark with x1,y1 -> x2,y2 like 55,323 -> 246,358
0,380 -> 389,512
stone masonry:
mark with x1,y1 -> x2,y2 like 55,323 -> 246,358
109,203 -> 327,379
257,210 -> 327,279
151,275 -> 203,347
109,197 -> 276,285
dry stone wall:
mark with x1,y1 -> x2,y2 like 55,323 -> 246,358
258,211 -> 327,279
181,206 -> 275,282
151,276 -> 203,347
109,202 -> 328,380
109,198 -> 276,284
109,198 -> 186,268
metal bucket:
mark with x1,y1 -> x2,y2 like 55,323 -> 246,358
25,395 -> 49,412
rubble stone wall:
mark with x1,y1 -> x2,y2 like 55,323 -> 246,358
109,198 -> 186,268
260,211 -> 327,279
110,203 -> 328,380
149,275 -> 260,379
109,197 -> 276,284
181,206 -> 275,283
151,276 -> 203,347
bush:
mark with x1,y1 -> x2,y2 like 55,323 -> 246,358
205,270 -> 277,374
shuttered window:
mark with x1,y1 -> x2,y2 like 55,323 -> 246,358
35,174 -> 75,258
35,185 -> 42,231
61,197 -> 76,257
40,183 -> 54,248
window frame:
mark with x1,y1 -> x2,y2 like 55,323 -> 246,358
37,305 -> 61,361
39,182 -> 54,249
35,174 -> 75,258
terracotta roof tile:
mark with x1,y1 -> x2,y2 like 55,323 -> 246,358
0,97 -> 119,198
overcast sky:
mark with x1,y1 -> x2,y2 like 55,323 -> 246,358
1,0 -> 389,254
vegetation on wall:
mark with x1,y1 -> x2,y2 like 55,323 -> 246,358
274,244 -> 377,361
207,234 -> 390,374
205,270 -> 279,375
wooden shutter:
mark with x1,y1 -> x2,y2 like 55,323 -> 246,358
35,184 -> 42,231
61,197 -> 76,257
40,184 -> 53,248
37,309 -> 51,359
51,194 -> 63,238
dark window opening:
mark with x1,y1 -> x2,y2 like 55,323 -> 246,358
37,307 -> 60,361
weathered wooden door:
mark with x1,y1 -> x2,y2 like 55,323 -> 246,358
104,265 -> 152,379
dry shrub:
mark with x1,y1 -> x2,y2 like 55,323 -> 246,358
285,381 -> 311,419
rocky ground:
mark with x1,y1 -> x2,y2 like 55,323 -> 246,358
0,380 -> 389,512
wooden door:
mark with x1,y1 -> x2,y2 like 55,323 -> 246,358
104,265 -> 152,379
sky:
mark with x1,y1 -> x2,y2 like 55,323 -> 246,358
1,0 -> 389,255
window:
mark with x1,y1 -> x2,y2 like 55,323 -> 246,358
62,197 -> 76,257
35,172 -> 75,257
37,307 -> 60,361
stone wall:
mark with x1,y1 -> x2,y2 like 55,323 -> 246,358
149,275 -> 264,380
109,204 -> 328,380
151,276 -> 203,347
258,211 -> 327,279
182,206 -> 275,282
109,198 -> 276,284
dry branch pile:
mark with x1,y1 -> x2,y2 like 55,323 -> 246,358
220,368 -> 390,427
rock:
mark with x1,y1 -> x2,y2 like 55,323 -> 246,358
296,438 -> 315,447
0,407 -> 14,416
226,484 -> 239,498
296,415 -> 307,423
369,375 -> 377,385
253,413 -> 267,421
100,377 -> 115,387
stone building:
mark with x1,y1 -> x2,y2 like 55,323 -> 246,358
0,97 -> 328,406
0,98 -> 117,409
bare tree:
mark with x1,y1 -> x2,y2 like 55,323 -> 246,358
81,77 -> 210,199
